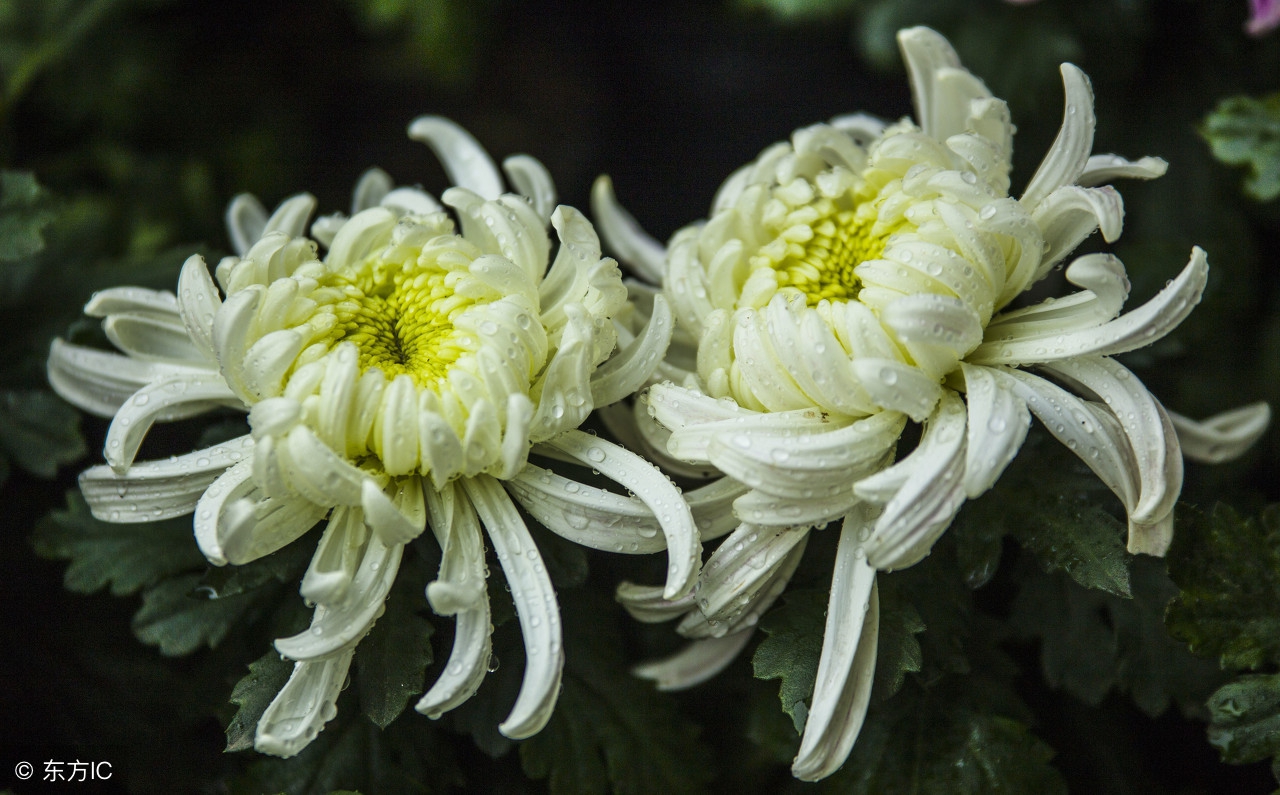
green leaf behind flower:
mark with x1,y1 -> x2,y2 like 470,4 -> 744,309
225,650 -> 295,753
1166,504 -> 1280,671
520,594 -> 713,795
1202,93 -> 1280,202
752,589 -> 825,733
356,556 -> 435,729
32,490 -> 206,596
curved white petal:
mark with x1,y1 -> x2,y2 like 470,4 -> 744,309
226,193 -> 268,257
678,536 -> 806,639
540,430 -> 701,599
732,487 -> 862,529
848,358 -> 944,422
881,293 -> 984,380
219,490 -> 329,566
695,523 -> 809,626
503,155 -> 557,220
351,167 -> 394,213
1170,402 -> 1271,464
417,482 -> 493,718
792,508 -> 879,781
632,631 -> 754,691
1021,63 -> 1096,211
462,475 -> 563,740
1077,154 -> 1168,187
262,193 -> 318,240
590,175 -> 667,284
589,293 -> 674,408
968,247 -> 1208,366
860,391 -> 968,570
984,253 -> 1130,339
299,506 -> 367,606
275,531 -> 405,661
408,116 -> 504,200
615,581 -> 699,624
48,340 -> 218,418
361,477 -> 427,546
527,306 -> 594,441
103,374 -> 239,472
896,27 -> 963,141
960,363 -> 1032,498
381,186 -> 442,216
505,463 -> 667,554
177,255 -> 223,361
276,424 -> 372,507
1032,185 -> 1125,279
193,458 -> 256,565
79,434 -> 253,524
255,649 -> 355,758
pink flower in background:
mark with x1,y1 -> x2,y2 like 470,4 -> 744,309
1249,0 -> 1280,35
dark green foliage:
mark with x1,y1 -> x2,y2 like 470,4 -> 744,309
1207,674 -> 1280,766
520,595 -> 714,795
356,556 -> 436,729
1202,93 -> 1280,201
1166,504 -> 1280,671
752,589 -> 825,733
0,170 -> 55,264
32,490 -> 207,596
226,650 -> 295,753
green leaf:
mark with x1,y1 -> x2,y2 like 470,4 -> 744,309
225,650 -> 294,753
952,433 -> 1131,597
520,594 -> 713,795
871,585 -> 925,702
132,572 -> 274,656
356,558 -> 435,729
1013,559 -> 1223,717
1166,503 -> 1280,670
1202,93 -> 1280,202
1207,673 -> 1280,766
0,389 -> 87,479
822,678 -> 1066,794
0,170 -> 56,262
32,490 -> 206,596
751,589 -> 825,733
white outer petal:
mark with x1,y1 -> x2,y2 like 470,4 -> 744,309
226,193 -> 268,257
540,430 -> 701,599
631,631 -> 754,691
1021,63 -> 1096,211
255,649 -> 355,758
1077,154 -> 1168,187
960,363 -> 1032,499
896,27 -> 963,141
463,475 -> 564,739
503,155 -> 557,220
590,175 -> 667,284
408,116 -> 504,200
589,293 -> 674,407
1170,403 -> 1271,464
793,507 -> 879,781
103,374 -> 239,472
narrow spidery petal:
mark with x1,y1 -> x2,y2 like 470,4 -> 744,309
590,293 -> 674,408
351,167 -> 393,213
1077,154 -> 1168,187
985,253 -> 1130,338
462,475 -> 563,740
85,286 -> 179,320
542,429 -> 701,599
192,459 -> 256,566
590,175 -> 667,283
848,358 -> 943,422
103,312 -> 207,365
361,477 -> 426,546
861,392 -> 967,570
177,255 -> 222,361
226,193 -> 268,256
275,531 -> 404,661
731,487 -> 862,530
255,650 -> 355,758
299,506 -> 367,606
503,155 -> 557,220
615,581 -> 699,624
793,508 -> 879,781
505,463 -> 667,554
1021,63 -> 1096,211
1042,357 -> 1180,530
1032,185 -> 1125,278
380,187 -> 442,216
989,367 -> 1139,512
678,539 -> 807,640
632,631 -> 755,691
103,375 -> 239,473
80,435 -> 254,523
1169,403 -> 1271,464
219,491 -> 328,566
262,193 -> 317,240
896,27 -> 962,141
694,523 -> 808,627
417,482 -> 492,719
967,247 -> 1208,365
408,116 -> 504,200
960,363 -> 1031,498
49,340 -> 208,418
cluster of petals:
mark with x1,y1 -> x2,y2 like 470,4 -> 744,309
591,27 -> 1270,781
48,118 -> 702,756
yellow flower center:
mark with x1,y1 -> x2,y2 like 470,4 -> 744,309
318,255 -> 476,388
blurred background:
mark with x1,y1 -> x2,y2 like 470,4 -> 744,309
2,0 -> 1279,792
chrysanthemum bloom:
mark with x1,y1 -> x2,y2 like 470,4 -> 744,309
1248,0 -> 1280,36
592,28 -> 1270,780
48,117 -> 700,756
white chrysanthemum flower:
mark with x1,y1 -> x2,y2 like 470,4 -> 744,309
48,117 -> 701,757
591,28 -> 1270,781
